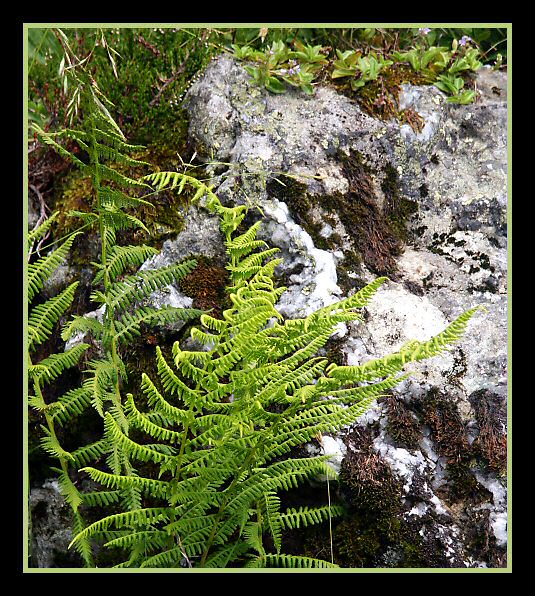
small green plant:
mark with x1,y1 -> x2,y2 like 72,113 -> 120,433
434,73 -> 476,105
232,40 -> 328,95
393,34 -> 482,104
391,45 -> 453,79
331,50 -> 393,91
68,181 -> 480,568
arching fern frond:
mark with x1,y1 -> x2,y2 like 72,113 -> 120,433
28,343 -> 90,386
27,211 -> 59,251
101,259 -> 197,312
141,171 -> 219,206
28,282 -> 80,351
92,243 -> 159,286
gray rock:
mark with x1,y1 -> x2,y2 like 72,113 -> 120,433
29,479 -> 82,568
183,56 -> 508,567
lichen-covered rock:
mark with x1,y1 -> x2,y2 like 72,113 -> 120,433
29,479 -> 83,568
182,55 -> 508,568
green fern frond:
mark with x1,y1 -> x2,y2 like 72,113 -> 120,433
69,507 -> 171,549
138,545 -> 188,568
81,466 -> 170,500
72,510 -> 95,567
246,553 -> 339,568
140,373 -> 193,424
92,142 -> 151,169
206,197 -> 248,238
28,282 -> 80,351
82,356 -> 117,417
99,203 -> 150,234
313,276 -> 388,318
97,163 -> 149,189
71,438 -> 109,468
125,393 -> 184,444
104,529 -> 169,552
262,491 -> 282,554
103,413 -> 174,464
93,243 -> 159,285
141,171 -> 218,205
91,126 -> 145,152
39,426 -> 75,461
102,259 -> 197,312
279,504 -> 345,530
50,467 -> 83,511
82,490 -> 121,508
32,123 -> 88,169
27,211 -> 59,251
29,343 -> 90,385
242,521 -> 265,556
326,307 -> 481,383
98,185 -> 154,211
61,312 -> 105,342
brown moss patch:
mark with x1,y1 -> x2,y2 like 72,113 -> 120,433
384,395 -> 421,450
328,428 -> 427,568
266,150 -> 417,292
178,256 -> 229,318
468,389 -> 507,475
417,389 -> 491,504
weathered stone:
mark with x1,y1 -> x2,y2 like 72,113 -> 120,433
182,56 -> 508,567
29,479 -> 82,568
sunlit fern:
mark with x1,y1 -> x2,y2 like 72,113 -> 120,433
69,193 -> 480,568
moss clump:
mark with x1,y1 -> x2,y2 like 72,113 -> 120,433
468,389 -> 507,475
266,150 -> 417,293
178,255 -> 230,319
326,428 -> 427,568
384,395 -> 421,450
417,389 -> 490,504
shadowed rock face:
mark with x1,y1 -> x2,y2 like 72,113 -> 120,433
29,479 -> 83,568
182,56 -> 508,568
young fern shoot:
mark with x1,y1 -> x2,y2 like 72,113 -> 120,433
69,192 -> 480,568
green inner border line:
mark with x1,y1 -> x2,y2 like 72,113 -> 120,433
22,22 -> 512,573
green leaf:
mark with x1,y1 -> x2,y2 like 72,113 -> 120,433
265,76 -> 286,94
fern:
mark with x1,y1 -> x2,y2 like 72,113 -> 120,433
69,194 -> 480,568
27,216 -> 94,566
29,32 -> 203,569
